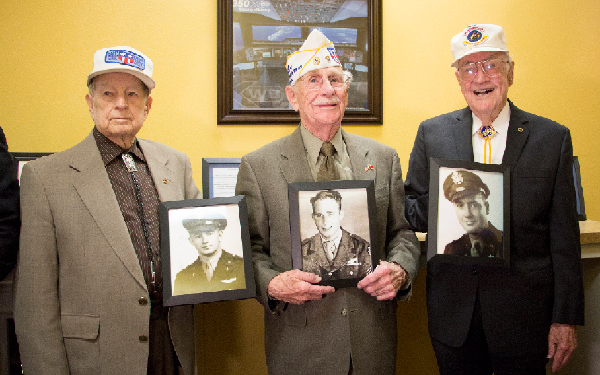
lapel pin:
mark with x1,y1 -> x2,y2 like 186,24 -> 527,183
365,164 -> 374,172
518,128 -> 524,132
163,178 -> 168,184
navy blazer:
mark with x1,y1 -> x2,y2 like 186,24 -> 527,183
404,101 -> 584,356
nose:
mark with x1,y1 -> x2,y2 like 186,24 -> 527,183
114,93 -> 129,108
473,63 -> 488,83
319,78 -> 335,95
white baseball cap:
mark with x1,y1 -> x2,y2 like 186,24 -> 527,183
451,24 -> 508,67
286,29 -> 342,86
87,46 -> 155,90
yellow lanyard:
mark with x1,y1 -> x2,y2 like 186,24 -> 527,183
478,125 -> 497,164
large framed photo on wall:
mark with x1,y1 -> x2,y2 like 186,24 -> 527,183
288,180 -> 379,288
217,0 -> 382,125
427,158 -> 510,266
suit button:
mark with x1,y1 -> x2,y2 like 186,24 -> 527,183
139,335 -> 149,342
472,269 -> 478,276
341,308 -> 348,316
139,297 -> 148,305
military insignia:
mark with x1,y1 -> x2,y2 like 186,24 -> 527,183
346,257 -> 361,266
325,55 -> 331,62
451,171 -> 463,185
327,47 -> 340,64
463,26 -> 488,46
313,56 -> 320,65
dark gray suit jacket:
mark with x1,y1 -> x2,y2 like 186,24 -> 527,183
236,126 -> 420,375
404,101 -> 584,356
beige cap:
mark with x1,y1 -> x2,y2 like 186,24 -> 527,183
87,46 -> 155,90
286,29 -> 342,86
451,24 -> 508,67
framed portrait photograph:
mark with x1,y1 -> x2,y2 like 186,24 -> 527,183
201,158 -> 241,199
427,158 -> 511,266
288,180 -> 379,288
11,152 -> 53,183
159,196 -> 256,306
217,0 -> 382,125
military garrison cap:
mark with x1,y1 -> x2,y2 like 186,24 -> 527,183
443,170 -> 490,202
182,210 -> 227,234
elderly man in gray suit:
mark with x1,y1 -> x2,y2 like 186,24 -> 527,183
235,30 -> 420,375
14,46 -> 200,375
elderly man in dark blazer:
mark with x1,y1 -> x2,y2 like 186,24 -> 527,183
236,29 -> 420,375
404,24 -> 584,374
14,46 -> 199,375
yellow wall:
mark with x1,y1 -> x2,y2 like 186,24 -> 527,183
2,1 -> 599,374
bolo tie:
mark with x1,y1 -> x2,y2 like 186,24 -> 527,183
122,153 -> 157,295
478,125 -> 497,164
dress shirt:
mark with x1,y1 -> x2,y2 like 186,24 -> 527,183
300,125 -> 353,180
472,101 -> 510,164
93,128 -> 177,375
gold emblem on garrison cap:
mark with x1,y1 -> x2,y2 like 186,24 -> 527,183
313,57 -> 320,65
443,170 -> 490,202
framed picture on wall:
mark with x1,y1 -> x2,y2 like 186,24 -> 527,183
11,152 -> 53,183
159,196 -> 256,305
288,180 -> 379,288
201,158 -> 241,199
427,158 -> 511,266
217,0 -> 383,125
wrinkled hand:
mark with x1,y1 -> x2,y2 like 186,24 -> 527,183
267,269 -> 336,305
357,261 -> 408,300
548,323 -> 577,372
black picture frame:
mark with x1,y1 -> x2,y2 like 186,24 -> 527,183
201,158 -> 241,199
11,152 -> 53,183
573,156 -> 586,221
217,0 -> 383,125
427,158 -> 511,266
288,180 -> 378,288
159,196 -> 256,305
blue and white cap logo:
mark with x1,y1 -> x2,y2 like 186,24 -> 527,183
87,46 -> 155,90
105,49 -> 146,71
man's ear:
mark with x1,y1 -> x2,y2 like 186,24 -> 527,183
144,96 -> 153,117
285,86 -> 299,111
85,94 -> 94,116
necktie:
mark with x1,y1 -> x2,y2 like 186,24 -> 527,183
317,141 -> 340,181
325,241 -> 337,261
471,241 -> 482,257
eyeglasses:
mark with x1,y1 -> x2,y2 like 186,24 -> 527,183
457,58 -> 510,82
298,74 -> 348,91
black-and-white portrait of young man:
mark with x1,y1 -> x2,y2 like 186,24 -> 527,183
299,190 -> 372,281
438,169 -> 503,258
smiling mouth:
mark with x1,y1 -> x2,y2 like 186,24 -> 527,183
474,88 -> 494,96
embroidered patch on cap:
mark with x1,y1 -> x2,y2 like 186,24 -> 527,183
105,49 -> 146,71
463,26 -> 488,46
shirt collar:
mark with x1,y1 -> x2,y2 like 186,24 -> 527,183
471,100 -> 511,136
93,127 -> 146,166
300,124 -> 344,166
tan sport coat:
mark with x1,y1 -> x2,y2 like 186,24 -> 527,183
236,126 -> 420,375
14,131 -> 200,375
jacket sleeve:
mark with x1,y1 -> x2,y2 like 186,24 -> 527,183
14,162 -> 70,374
0,126 -> 19,280
385,151 -> 420,297
403,123 -> 430,233
549,129 -> 584,325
